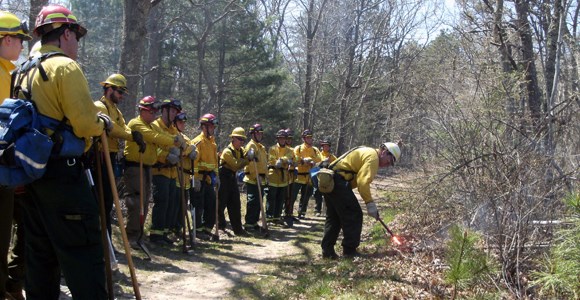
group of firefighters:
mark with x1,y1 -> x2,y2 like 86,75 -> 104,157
1,4 -> 402,299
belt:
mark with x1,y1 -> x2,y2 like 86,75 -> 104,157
125,161 -> 152,168
297,172 -> 309,175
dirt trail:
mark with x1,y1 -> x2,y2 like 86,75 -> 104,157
112,217 -> 324,300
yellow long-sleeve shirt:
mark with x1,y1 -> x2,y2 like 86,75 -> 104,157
293,143 -> 321,184
18,45 -> 105,151
332,147 -> 379,204
95,96 -> 132,153
243,139 -> 267,185
124,115 -> 175,166
267,144 -> 293,187
192,132 -> 218,185
151,117 -> 178,178
0,57 -> 15,100
177,133 -> 193,189
220,143 -> 248,173
319,150 -> 337,163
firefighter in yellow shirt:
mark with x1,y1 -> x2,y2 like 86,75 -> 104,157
320,142 -> 401,259
17,5 -> 111,298
266,130 -> 294,223
292,129 -> 321,219
282,128 -> 300,227
243,124 -> 268,231
173,112 -> 197,238
94,73 -> 145,238
121,96 -> 175,248
191,113 -> 219,240
150,99 -> 186,245
0,10 -> 31,300
313,138 -> 337,216
218,127 -> 250,236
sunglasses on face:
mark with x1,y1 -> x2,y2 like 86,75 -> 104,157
234,137 -> 246,142
112,87 -> 126,95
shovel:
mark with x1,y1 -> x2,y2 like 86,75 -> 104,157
253,160 -> 269,237
177,156 -> 194,254
137,153 -> 152,260
101,132 -> 142,300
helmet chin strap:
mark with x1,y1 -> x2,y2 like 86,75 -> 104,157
203,125 -> 213,137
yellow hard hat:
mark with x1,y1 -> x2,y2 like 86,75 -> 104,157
0,11 -> 32,40
100,73 -> 128,93
229,127 -> 246,139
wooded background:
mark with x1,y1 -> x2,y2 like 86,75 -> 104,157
4,0 -> 579,297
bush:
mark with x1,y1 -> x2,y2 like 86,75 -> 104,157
531,193 -> 580,298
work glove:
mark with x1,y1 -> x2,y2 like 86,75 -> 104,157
174,134 -> 186,149
166,147 -> 180,165
98,112 -> 113,133
246,148 -> 255,161
275,158 -> 282,169
287,158 -> 294,166
188,145 -> 198,160
131,130 -> 146,153
193,178 -> 201,192
210,172 -> 220,187
366,202 -> 379,220
303,157 -> 314,166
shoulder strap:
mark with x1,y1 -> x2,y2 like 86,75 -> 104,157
12,51 -> 68,101
328,146 -> 363,170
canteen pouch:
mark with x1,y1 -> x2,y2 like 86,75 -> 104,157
316,168 -> 335,194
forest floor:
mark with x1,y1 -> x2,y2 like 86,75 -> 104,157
57,169 -> 499,299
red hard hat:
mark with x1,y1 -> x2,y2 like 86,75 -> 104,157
200,113 -> 218,125
249,123 -> 263,133
34,4 -> 87,37
138,96 -> 157,111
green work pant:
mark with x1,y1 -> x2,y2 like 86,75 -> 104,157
23,158 -> 106,299
120,166 -> 151,240
321,175 -> 363,255
244,183 -> 264,226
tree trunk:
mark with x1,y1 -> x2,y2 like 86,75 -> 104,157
119,0 -> 160,118
514,0 -> 542,127
143,4 -> 162,98
28,0 -> 49,52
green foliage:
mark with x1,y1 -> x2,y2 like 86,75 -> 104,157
444,225 -> 492,298
531,193 -> 580,299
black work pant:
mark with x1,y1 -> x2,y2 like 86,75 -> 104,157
191,181 -> 216,233
0,186 -> 14,296
7,190 -> 26,294
266,185 -> 287,219
321,175 -> 363,255
23,158 -> 106,299
294,182 -> 314,216
217,174 -> 244,233
151,175 -> 176,236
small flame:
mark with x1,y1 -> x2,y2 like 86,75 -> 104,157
391,235 -> 402,246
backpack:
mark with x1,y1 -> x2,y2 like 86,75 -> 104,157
310,146 -> 361,194
0,52 -> 74,187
